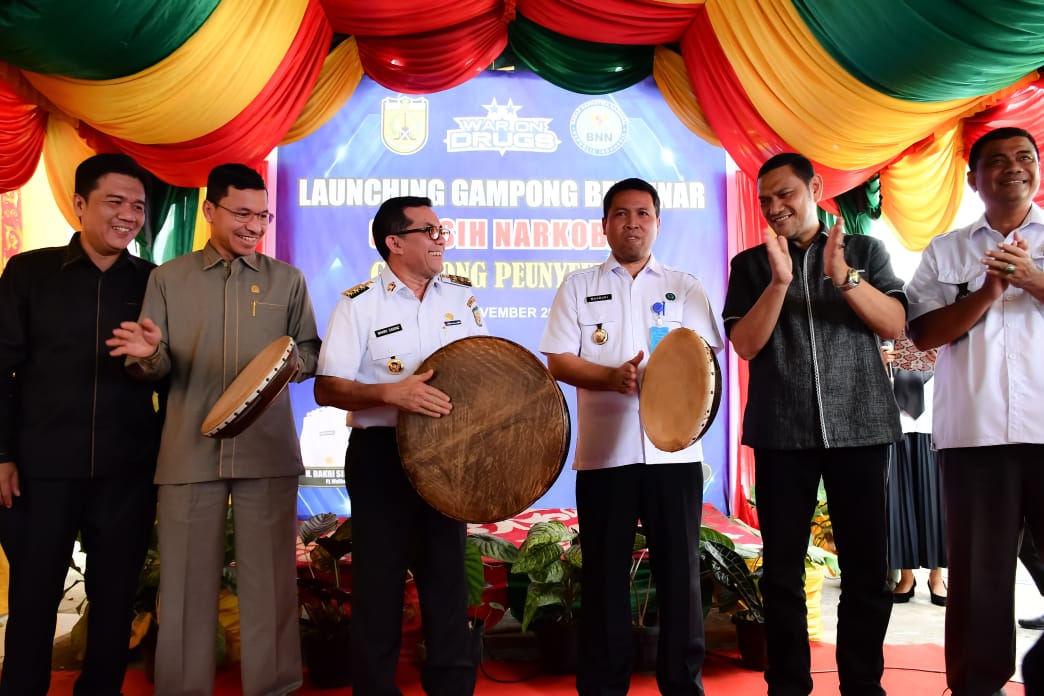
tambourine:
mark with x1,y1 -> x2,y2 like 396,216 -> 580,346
639,328 -> 721,452
396,336 -> 570,524
201,335 -> 299,438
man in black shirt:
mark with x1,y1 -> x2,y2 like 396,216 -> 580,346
723,153 -> 905,696
0,153 -> 163,696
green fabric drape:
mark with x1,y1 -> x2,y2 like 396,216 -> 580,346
0,0 -> 221,79
138,182 -> 199,264
832,175 -> 882,237
507,12 -> 653,95
792,1 -> 1044,102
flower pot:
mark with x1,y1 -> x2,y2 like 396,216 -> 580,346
301,621 -> 352,689
632,622 -> 659,673
532,618 -> 580,674
731,612 -> 768,671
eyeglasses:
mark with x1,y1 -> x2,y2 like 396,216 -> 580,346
213,202 -> 274,225
396,225 -> 448,241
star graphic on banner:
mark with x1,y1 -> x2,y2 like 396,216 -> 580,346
482,98 -> 522,120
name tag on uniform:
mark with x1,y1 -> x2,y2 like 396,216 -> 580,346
444,319 -> 462,327
375,324 -> 402,337
585,294 -> 612,303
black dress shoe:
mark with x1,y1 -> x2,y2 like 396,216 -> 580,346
1018,613 -> 1044,630
930,590 -> 946,607
893,578 -> 916,603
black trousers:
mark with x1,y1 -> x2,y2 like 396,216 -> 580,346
1020,526 -> 1044,595
940,445 -> 1044,696
0,474 -> 156,696
754,446 -> 892,696
345,427 -> 476,696
575,462 -> 705,696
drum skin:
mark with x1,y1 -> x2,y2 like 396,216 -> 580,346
396,336 -> 570,524
639,328 -> 721,452
201,336 -> 299,439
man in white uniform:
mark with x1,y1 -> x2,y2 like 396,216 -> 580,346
540,177 -> 722,696
314,196 -> 487,696
907,126 -> 1044,696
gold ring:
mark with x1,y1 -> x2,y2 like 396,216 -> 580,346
1004,263 -> 1016,275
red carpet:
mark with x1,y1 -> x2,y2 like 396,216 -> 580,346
43,643 -> 1027,695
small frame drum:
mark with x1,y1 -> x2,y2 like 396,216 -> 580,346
639,328 -> 721,452
396,336 -> 570,524
201,336 -> 299,439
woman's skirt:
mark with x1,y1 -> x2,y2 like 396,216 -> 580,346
887,432 -> 947,569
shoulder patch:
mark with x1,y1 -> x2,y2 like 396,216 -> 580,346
343,281 -> 373,299
441,273 -> 472,287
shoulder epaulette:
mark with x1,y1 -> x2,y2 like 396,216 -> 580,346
343,281 -> 373,299
441,273 -> 472,287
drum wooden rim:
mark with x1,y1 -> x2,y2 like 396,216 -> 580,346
396,336 -> 570,523
201,336 -> 299,438
639,328 -> 721,452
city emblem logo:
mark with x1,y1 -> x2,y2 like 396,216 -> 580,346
381,96 -> 429,155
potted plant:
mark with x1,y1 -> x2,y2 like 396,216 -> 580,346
298,514 -> 353,688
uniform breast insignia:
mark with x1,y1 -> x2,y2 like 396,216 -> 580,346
343,281 -> 374,299
441,274 -> 472,287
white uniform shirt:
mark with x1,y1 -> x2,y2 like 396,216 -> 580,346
317,265 -> 489,428
539,255 -> 723,469
906,205 -> 1044,448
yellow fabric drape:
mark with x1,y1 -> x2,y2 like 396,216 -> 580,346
193,195 -> 209,251
881,125 -> 968,251
42,118 -> 95,229
281,38 -> 363,145
703,0 -> 1031,171
652,46 -> 720,148
20,0 -> 308,144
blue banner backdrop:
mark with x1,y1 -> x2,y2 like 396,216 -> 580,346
276,71 -> 729,519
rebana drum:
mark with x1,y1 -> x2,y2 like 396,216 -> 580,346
201,335 -> 299,439
639,328 -> 721,452
396,336 -> 570,524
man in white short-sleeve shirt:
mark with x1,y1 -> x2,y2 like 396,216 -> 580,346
540,177 -> 722,696
907,127 -> 1044,696
314,196 -> 487,696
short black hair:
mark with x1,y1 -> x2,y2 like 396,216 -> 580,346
602,178 -> 660,218
205,163 -> 266,203
74,153 -> 150,201
968,127 -> 1038,171
372,196 -> 433,261
758,152 -> 815,184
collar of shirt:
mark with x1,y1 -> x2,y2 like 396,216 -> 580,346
60,231 -> 134,272
378,264 -> 447,300
201,242 -> 260,271
600,253 -> 664,280
967,203 -> 1044,243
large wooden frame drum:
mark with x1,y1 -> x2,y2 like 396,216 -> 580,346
396,336 -> 570,523
639,328 -> 721,452
201,336 -> 299,439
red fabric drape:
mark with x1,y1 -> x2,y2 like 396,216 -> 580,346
321,0 -> 502,36
680,12 -> 878,201
0,78 -> 46,192
962,77 -> 1044,208
357,9 -> 508,94
725,170 -> 762,527
517,0 -> 700,44
77,0 -> 331,187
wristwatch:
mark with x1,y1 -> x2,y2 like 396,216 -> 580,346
835,267 -> 861,293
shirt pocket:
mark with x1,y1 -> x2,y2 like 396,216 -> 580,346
439,316 -> 471,346
663,302 -> 684,329
368,330 -> 415,373
578,303 -> 617,358
936,263 -> 984,302
251,301 -> 288,335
